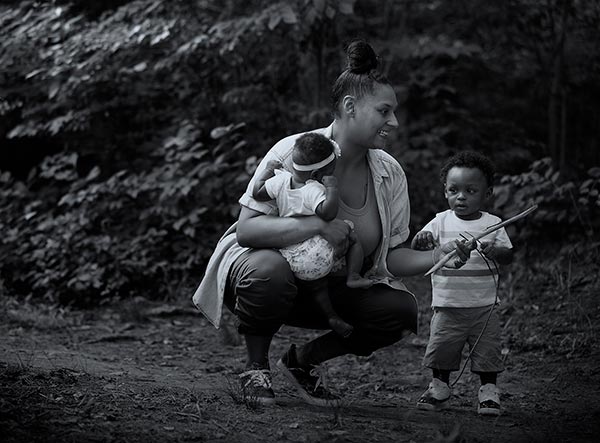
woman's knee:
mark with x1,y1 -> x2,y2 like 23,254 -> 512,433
357,286 -> 418,334
234,249 -> 295,294
228,249 -> 297,316
344,287 -> 417,356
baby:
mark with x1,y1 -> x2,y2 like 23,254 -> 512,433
252,132 -> 372,337
412,151 -> 513,416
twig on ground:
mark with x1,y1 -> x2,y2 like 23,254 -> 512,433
211,419 -> 229,433
82,334 -> 139,344
175,411 -> 202,420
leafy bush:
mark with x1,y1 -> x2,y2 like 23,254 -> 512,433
0,121 -> 250,305
494,158 -> 600,241
1,0 -> 599,306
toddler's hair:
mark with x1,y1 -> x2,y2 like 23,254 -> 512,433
292,133 -> 336,166
440,151 -> 495,187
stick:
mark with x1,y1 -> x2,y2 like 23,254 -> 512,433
424,205 -> 538,276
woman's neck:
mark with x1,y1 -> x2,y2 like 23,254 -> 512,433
332,120 -> 368,171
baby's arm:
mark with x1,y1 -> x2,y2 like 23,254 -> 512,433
480,243 -> 513,265
252,160 -> 282,202
315,175 -> 339,221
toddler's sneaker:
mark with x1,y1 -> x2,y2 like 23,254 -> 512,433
478,383 -> 501,416
238,365 -> 276,405
417,378 -> 451,411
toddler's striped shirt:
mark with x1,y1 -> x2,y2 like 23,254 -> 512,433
421,210 -> 512,308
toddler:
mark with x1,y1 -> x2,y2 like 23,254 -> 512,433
252,132 -> 372,338
412,151 -> 513,416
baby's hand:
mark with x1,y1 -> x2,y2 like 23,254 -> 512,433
321,175 -> 338,188
265,160 -> 283,172
411,231 -> 435,250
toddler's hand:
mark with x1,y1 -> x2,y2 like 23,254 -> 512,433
480,241 -> 497,259
411,231 -> 435,250
321,175 -> 337,188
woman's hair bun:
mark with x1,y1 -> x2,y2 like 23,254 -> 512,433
345,39 -> 379,74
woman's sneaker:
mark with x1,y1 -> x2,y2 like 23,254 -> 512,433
478,383 -> 501,416
416,378 -> 451,411
276,344 -> 341,407
238,365 -> 276,405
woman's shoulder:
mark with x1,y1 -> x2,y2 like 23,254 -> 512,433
271,127 -> 330,155
368,149 -> 406,178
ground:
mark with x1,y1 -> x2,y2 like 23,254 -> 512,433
1,264 -> 599,443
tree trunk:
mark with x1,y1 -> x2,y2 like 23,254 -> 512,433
559,87 -> 567,173
548,0 -> 569,167
548,55 -> 560,163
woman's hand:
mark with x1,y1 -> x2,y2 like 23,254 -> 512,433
320,219 -> 352,258
438,239 -> 476,268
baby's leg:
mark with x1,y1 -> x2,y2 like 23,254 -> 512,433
345,231 -> 372,289
308,278 -> 354,338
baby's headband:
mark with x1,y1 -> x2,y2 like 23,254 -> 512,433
292,139 -> 341,172
293,153 -> 335,172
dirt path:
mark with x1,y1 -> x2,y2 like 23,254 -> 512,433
1,276 -> 599,442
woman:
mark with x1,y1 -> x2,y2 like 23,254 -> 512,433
193,40 -> 471,406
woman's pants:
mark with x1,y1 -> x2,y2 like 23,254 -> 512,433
224,248 -> 418,363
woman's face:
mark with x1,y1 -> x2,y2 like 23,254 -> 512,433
351,83 -> 399,150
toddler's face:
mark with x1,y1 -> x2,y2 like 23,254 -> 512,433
444,167 -> 491,220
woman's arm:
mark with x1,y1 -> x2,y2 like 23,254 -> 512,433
236,205 -> 352,253
386,247 -> 438,277
387,241 -> 473,277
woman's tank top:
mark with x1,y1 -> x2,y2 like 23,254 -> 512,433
337,169 -> 382,258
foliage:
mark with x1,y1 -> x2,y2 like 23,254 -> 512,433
0,0 -> 360,303
494,158 -> 600,241
0,0 -> 599,304
0,121 -> 249,305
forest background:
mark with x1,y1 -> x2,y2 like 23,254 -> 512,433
1,1 -> 600,441
1,0 -> 599,307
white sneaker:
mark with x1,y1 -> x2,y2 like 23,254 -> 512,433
478,383 -> 501,416
416,378 -> 451,411
238,368 -> 276,405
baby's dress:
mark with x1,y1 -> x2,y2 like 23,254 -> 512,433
265,170 -> 347,281
280,235 -> 339,280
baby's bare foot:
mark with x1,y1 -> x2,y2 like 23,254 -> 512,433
346,274 -> 373,289
329,317 -> 353,338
